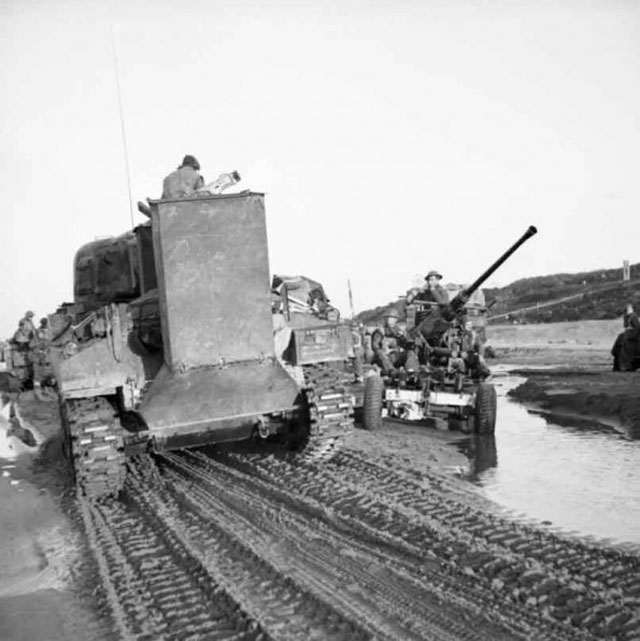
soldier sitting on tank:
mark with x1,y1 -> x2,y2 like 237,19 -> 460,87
371,309 -> 419,374
612,304 -> 640,372
161,154 -> 205,199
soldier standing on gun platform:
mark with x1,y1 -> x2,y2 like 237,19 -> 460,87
407,270 -> 450,306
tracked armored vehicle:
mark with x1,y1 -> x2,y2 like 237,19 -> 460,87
52,193 -> 354,499
270,273 -> 362,387
363,226 -> 538,434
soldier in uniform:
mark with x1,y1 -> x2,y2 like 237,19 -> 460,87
161,155 -> 205,199
458,316 -> 491,379
10,319 -> 34,387
407,270 -> 450,306
20,311 -> 37,340
36,317 -> 52,343
32,318 -> 53,385
612,304 -> 640,371
12,320 -> 32,346
371,309 -> 418,373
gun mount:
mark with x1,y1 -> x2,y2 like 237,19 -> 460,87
365,225 -> 539,436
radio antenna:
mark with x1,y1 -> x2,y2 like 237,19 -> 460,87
107,2 -> 135,227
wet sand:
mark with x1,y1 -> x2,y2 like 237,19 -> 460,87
495,350 -> 640,439
1,347 -> 639,639
0,390 -> 112,641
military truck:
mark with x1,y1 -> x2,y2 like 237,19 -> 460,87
363,226 -> 538,434
51,193 -> 354,499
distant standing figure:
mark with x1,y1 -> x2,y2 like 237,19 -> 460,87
12,320 -> 32,346
161,155 -> 205,199
36,318 -> 52,343
20,311 -> 37,341
612,304 -> 640,371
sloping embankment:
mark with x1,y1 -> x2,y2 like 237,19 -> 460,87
508,369 -> 640,439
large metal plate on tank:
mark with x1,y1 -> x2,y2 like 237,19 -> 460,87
150,193 -> 274,369
138,358 -> 300,443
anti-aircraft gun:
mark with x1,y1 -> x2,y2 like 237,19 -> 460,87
50,192 -> 355,500
363,226 -> 538,433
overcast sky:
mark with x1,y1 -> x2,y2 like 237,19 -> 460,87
1,0 -> 638,336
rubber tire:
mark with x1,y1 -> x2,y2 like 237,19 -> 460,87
362,374 -> 384,431
475,383 -> 497,435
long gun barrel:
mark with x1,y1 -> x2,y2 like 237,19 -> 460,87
450,225 -> 538,313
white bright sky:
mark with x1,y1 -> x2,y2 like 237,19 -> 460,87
1,0 -> 638,337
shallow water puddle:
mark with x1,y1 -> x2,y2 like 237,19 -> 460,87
461,374 -> 640,546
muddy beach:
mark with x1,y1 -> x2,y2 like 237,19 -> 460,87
1,347 -> 639,640
507,367 -> 640,438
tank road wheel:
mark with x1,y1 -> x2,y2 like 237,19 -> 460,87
474,383 -> 497,435
60,396 -> 126,500
300,364 -> 355,460
362,373 -> 384,431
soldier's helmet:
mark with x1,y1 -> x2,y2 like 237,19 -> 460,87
424,270 -> 442,281
179,155 -> 200,171
384,308 -> 400,318
25,310 -> 35,318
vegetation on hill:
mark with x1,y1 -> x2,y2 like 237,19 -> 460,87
355,263 -> 640,326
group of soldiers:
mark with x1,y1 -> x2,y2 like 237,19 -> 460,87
5,311 -> 53,387
365,271 -> 488,378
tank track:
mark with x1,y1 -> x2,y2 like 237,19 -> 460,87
301,363 -> 355,460
61,396 -> 126,500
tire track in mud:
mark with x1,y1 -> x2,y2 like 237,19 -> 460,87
212,448 -> 640,641
158,449 -> 511,641
79,468 -> 266,641
127,458 -> 373,641
328,449 -> 640,638
183,450 -> 561,640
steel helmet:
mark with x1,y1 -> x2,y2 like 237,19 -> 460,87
179,155 -> 200,171
424,270 -> 442,281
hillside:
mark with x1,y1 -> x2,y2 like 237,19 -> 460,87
356,263 -> 640,326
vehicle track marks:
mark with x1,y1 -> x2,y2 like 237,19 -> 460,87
79,463 -> 266,641
214,447 -> 639,640
129,457 -> 372,641
160,449 -> 510,641
182,450 -> 565,640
